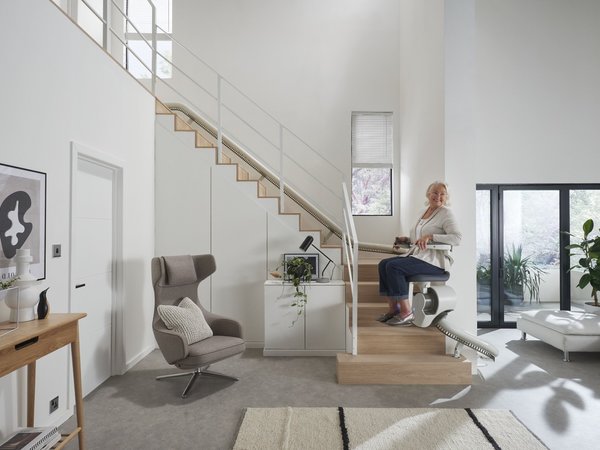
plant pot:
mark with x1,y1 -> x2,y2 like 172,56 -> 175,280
583,302 -> 600,315
504,286 -> 524,305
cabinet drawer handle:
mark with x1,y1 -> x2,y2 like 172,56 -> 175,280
15,337 -> 39,350
75,284 -> 86,289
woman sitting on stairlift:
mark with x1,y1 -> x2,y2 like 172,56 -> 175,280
378,181 -> 462,326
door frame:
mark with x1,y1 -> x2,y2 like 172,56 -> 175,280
69,141 -> 125,376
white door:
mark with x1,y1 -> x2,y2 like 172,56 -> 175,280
71,157 -> 115,397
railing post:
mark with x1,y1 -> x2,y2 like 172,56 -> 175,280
279,124 -> 284,212
151,2 -> 157,95
67,0 -> 77,21
217,76 -> 223,162
102,0 -> 109,52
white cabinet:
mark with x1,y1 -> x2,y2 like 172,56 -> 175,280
264,280 -> 346,356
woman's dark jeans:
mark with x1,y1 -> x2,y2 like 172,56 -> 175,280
378,256 -> 445,301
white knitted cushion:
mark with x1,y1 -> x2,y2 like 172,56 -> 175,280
157,297 -> 213,344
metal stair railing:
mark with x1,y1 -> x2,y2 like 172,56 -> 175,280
58,0 -> 397,255
342,182 -> 359,355
67,0 -> 345,228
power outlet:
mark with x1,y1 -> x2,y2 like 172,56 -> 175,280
49,396 -> 59,414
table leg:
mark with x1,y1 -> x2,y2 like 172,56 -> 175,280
71,333 -> 85,449
27,361 -> 36,427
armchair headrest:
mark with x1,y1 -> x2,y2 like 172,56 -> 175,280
163,255 -> 198,286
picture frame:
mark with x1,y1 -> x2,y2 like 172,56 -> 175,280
0,163 -> 47,281
283,253 -> 319,280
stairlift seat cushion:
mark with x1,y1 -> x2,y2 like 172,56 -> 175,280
518,310 -> 600,336
157,297 -> 213,344
406,271 -> 450,283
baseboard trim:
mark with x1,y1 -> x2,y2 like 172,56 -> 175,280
124,345 -> 155,372
244,341 -> 264,349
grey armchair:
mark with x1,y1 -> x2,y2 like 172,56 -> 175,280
151,254 -> 246,398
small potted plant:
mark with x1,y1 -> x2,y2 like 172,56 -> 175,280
566,218 -> 600,313
270,257 -> 313,325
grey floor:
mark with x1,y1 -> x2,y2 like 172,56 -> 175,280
62,329 -> 600,449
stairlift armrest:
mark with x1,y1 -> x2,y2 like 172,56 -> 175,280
426,242 -> 452,251
153,323 -> 189,363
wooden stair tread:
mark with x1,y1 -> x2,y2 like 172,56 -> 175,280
336,352 -> 471,385
337,353 -> 465,363
356,323 -> 443,335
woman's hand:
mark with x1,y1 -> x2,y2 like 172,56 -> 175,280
415,234 -> 434,250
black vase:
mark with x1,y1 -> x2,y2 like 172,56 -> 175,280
37,287 -> 50,319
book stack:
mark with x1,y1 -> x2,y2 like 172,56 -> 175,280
0,427 -> 61,450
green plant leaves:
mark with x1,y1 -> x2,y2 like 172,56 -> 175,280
568,219 -> 600,305
503,244 -> 546,302
583,218 -> 594,237
577,273 -> 591,289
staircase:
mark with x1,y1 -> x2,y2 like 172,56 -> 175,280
52,0 -> 472,383
336,255 -> 472,385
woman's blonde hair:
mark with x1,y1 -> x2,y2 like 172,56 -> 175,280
425,181 -> 450,206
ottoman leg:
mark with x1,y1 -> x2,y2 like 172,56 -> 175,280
563,351 -> 570,362
521,331 -> 527,340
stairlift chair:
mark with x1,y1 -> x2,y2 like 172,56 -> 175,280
400,244 -> 499,361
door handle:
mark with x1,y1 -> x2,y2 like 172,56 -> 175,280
75,283 -> 86,289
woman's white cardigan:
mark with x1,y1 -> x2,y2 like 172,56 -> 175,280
409,206 -> 462,270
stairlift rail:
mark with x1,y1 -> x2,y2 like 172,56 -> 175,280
411,281 -> 499,361
436,317 -> 499,361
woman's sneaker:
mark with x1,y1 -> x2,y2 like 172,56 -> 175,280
386,312 -> 414,326
376,312 -> 396,323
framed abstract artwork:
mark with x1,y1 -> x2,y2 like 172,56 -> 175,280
0,163 -> 47,280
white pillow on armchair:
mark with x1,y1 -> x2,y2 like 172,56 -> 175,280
157,297 -> 213,344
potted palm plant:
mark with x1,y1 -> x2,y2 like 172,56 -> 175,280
503,244 -> 546,304
566,218 -> 600,313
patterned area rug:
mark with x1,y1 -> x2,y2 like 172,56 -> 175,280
233,407 -> 548,450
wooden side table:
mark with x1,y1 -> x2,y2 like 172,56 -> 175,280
0,313 -> 87,449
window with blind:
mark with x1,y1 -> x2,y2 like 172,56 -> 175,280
125,0 -> 172,79
351,112 -> 393,215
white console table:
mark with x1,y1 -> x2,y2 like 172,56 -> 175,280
264,280 -> 346,356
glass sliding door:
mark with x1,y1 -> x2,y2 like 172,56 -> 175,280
501,189 -> 560,323
475,184 -> 600,328
476,190 -> 492,322
569,190 -> 600,311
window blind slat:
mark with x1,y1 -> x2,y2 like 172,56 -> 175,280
351,113 -> 393,165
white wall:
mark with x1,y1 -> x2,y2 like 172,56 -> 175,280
155,114 -> 339,347
398,0 -> 445,231
165,0 -> 403,244
475,0 -> 600,184
444,0 -> 477,355
0,0 -> 155,437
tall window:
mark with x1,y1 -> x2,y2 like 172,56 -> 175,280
126,0 -> 172,79
351,112 -> 393,216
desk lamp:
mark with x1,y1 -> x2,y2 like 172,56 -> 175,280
299,236 -> 336,283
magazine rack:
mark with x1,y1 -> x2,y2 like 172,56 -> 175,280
0,313 -> 87,449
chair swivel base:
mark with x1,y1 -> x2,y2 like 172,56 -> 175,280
156,366 -> 239,398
